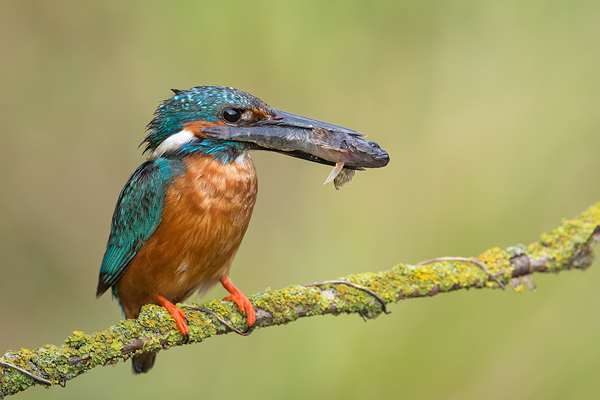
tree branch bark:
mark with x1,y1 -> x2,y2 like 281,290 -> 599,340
2,203 -> 599,397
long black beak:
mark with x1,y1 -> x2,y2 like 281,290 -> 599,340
200,109 -> 389,169
255,110 -> 365,137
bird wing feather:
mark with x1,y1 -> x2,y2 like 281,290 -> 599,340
96,159 -> 180,297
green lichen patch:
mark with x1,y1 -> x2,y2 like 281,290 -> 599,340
513,283 -> 525,293
527,202 -> 600,272
478,247 -> 513,284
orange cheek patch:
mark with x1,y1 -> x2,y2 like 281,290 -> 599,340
184,120 -> 226,139
251,107 -> 275,120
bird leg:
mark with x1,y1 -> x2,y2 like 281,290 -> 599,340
221,276 -> 256,326
151,293 -> 190,341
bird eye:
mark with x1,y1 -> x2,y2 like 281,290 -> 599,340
368,141 -> 380,149
222,108 -> 242,123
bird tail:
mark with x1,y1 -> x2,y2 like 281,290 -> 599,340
132,351 -> 157,374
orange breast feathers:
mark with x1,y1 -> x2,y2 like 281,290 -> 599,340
116,154 -> 258,319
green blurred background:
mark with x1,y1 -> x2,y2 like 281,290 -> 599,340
1,1 -> 600,398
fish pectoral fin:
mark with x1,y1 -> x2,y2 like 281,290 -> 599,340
333,168 -> 355,190
324,161 -> 345,185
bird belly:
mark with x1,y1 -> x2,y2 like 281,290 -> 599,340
116,154 -> 258,319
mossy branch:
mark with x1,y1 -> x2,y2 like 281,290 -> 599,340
2,203 -> 600,397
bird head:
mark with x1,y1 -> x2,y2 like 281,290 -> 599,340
143,86 -> 275,156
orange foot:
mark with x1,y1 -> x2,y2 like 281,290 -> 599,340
152,293 -> 189,341
220,276 -> 256,326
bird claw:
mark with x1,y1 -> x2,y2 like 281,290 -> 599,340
220,276 -> 256,326
151,293 -> 190,341
222,293 -> 256,326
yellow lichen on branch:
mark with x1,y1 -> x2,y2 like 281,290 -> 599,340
1,202 -> 599,397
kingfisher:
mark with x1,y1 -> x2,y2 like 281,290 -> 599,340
96,86 -> 389,374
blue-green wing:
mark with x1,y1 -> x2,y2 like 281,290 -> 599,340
96,159 -> 180,297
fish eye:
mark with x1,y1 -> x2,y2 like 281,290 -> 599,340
368,141 -> 380,149
222,108 -> 242,123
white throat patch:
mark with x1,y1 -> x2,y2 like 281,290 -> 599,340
150,129 -> 195,159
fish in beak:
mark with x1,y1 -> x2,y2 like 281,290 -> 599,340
200,109 -> 390,189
